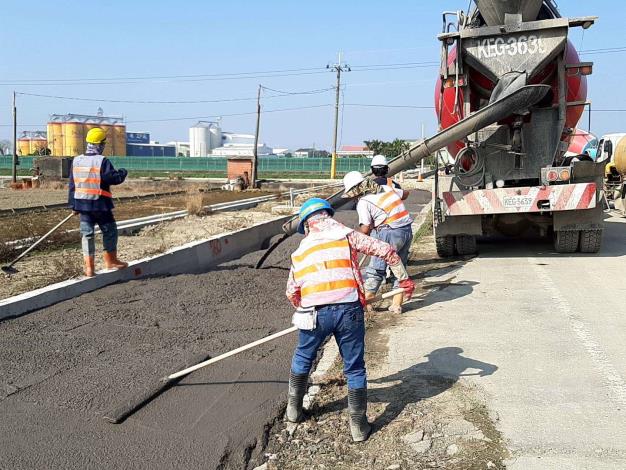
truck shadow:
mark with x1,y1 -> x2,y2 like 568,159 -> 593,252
477,216 -> 626,258
313,347 -> 497,436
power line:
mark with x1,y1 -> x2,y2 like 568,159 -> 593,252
125,104 -> 333,124
17,92 -> 263,105
345,103 -> 435,109
579,46 -> 626,55
0,66 -> 327,84
15,87 -> 333,104
4,106 -> 626,128
350,61 -> 439,69
260,86 -> 334,96
0,61 -> 442,87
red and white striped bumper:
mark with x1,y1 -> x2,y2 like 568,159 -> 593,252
442,182 -> 597,216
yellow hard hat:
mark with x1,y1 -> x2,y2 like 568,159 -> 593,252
86,127 -> 107,144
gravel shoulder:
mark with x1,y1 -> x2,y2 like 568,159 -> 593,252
259,227 -> 509,469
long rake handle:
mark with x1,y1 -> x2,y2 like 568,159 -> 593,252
5,212 -> 75,269
167,288 -> 404,380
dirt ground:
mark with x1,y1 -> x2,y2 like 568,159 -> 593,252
0,179 -> 215,211
0,189 -> 275,247
257,229 -> 509,470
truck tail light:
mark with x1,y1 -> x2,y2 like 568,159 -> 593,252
542,166 -> 573,185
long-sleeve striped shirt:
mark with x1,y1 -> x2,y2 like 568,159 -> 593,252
286,216 -> 401,307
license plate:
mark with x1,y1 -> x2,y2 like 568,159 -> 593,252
503,195 -> 534,209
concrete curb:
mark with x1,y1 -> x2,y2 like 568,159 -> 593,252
0,215 -> 291,321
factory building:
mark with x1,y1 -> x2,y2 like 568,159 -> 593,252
125,131 -> 175,157
189,121 -> 274,157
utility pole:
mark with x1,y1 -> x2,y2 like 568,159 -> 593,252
251,84 -> 261,188
12,91 -> 17,184
328,53 -> 350,179
420,122 -> 425,176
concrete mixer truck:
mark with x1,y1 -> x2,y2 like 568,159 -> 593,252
259,1 -> 605,267
429,0 -> 604,256
598,134 -> 626,216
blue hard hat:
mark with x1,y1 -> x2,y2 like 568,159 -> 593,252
297,198 -> 334,234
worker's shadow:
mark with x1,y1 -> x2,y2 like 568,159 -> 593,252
401,280 -> 478,311
312,347 -> 497,436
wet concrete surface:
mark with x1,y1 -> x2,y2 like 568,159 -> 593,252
0,191 -> 427,470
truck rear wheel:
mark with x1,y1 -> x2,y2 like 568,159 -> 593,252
554,230 -> 579,253
579,229 -> 603,253
435,236 -> 455,258
456,235 -> 477,255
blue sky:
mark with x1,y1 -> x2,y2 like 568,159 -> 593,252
1,0 -> 624,150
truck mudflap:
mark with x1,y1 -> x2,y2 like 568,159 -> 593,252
442,182 -> 597,216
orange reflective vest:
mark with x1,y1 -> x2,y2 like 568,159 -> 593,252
72,154 -> 112,200
291,226 -> 359,307
363,187 -> 412,228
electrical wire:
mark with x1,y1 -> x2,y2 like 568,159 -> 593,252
579,46 -> 626,55
260,86 -> 334,96
0,61 -> 442,87
15,87 -> 334,105
16,92 -> 263,105
0,67 -> 327,84
125,104 -> 333,124
344,103 -> 434,109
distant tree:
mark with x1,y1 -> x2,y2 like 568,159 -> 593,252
0,140 -> 11,155
364,138 -> 411,158
364,139 -> 384,155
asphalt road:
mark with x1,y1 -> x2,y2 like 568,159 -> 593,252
406,213 -> 626,469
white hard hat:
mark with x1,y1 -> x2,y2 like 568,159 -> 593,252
371,154 -> 388,167
342,171 -> 365,197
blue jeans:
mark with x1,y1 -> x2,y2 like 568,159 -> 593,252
291,301 -> 366,389
79,211 -> 118,256
364,224 -> 413,293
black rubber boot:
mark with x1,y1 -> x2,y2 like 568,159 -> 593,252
286,371 -> 309,423
348,388 -> 371,442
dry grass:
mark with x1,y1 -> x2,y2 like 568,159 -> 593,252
39,180 -> 66,190
185,193 -> 205,216
46,252 -> 84,283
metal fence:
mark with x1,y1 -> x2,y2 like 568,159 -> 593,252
0,156 -> 35,170
1,156 -> 372,176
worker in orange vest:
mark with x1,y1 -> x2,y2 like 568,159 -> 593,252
68,127 -> 128,277
285,198 -> 415,442
342,171 -> 414,314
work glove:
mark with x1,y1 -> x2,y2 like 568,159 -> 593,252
398,279 -> 415,300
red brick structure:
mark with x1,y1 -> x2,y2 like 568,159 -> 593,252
226,156 -> 253,184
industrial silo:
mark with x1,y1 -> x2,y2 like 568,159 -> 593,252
63,120 -> 85,156
189,122 -> 211,157
209,123 -> 222,152
30,132 -> 48,155
47,121 -> 63,156
113,123 -> 127,156
17,133 -> 30,156
100,123 -> 115,156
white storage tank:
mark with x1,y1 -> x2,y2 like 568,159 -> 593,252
209,123 -> 222,151
189,122 -> 210,157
